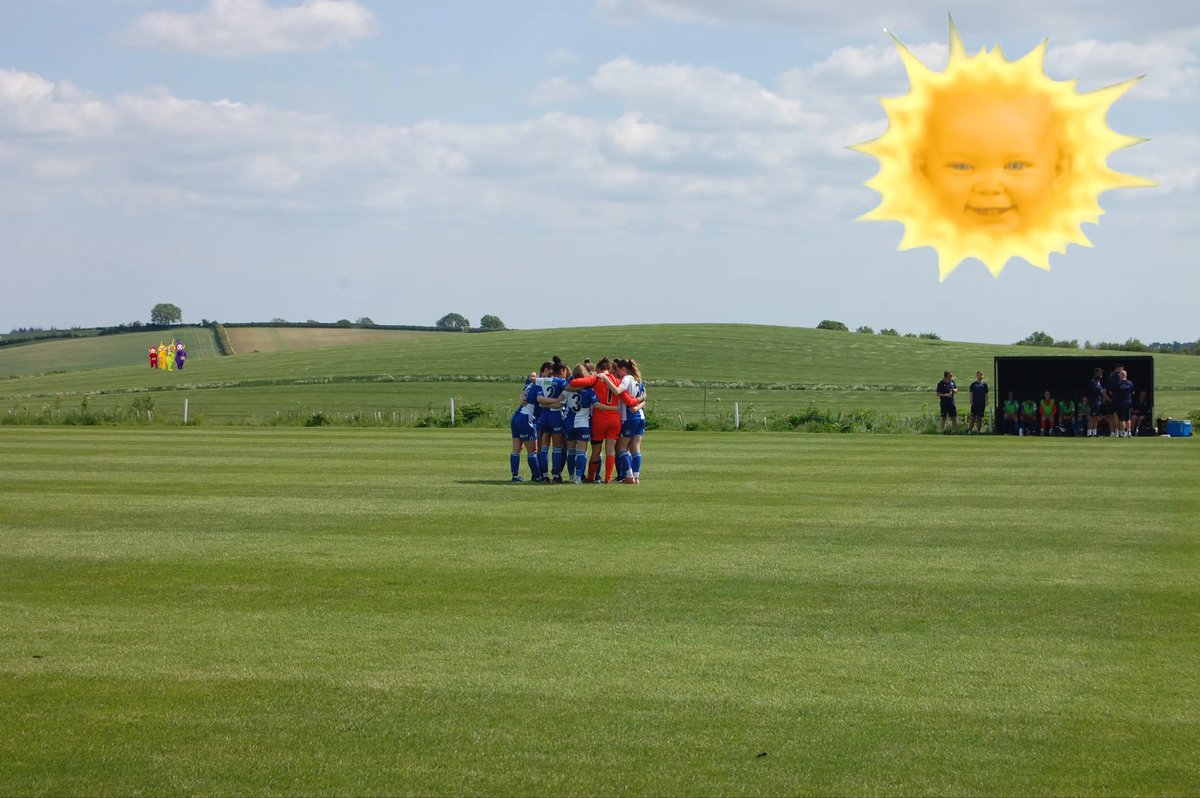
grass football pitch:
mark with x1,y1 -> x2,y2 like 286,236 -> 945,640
1,427 -> 1197,795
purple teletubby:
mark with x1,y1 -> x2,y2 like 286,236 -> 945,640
175,341 -> 186,370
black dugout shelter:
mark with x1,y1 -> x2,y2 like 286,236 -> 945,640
992,355 -> 1154,431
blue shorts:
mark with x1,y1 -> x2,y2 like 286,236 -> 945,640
537,412 -> 565,436
621,416 -> 646,438
566,424 -> 591,442
510,413 -> 536,441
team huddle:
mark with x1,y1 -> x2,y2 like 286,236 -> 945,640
510,356 -> 645,484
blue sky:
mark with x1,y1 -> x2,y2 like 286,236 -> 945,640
2,0 -> 1197,344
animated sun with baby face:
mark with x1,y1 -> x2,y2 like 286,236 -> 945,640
852,20 -> 1154,280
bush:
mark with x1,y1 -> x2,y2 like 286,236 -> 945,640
855,325 -> 874,334
304,411 -> 330,427
816,320 -> 849,332
879,328 -> 898,336
456,402 -> 495,425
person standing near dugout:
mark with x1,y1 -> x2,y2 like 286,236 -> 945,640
936,370 -> 958,433
1087,368 -> 1107,437
1104,363 -> 1124,436
1113,369 -> 1135,438
967,370 -> 988,434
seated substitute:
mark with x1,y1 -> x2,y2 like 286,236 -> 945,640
1131,390 -> 1151,436
1058,396 -> 1076,436
1020,398 -> 1038,436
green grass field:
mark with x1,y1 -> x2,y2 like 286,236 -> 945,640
2,427 -> 1196,795
2,325 -> 1199,424
225,326 -> 440,354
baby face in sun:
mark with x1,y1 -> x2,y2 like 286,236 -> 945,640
920,90 -> 1063,234
852,20 -> 1153,280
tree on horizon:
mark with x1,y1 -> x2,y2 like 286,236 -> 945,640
479,314 -> 506,331
150,303 -> 182,325
436,313 -> 470,331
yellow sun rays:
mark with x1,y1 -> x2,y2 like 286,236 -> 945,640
852,18 -> 1154,280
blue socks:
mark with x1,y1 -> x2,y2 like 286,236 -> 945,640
510,453 -> 520,477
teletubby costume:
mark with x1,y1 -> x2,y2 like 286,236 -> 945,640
158,343 -> 167,370
175,342 -> 186,371
167,344 -> 176,371
149,347 -> 158,369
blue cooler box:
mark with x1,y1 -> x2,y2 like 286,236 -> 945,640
1166,419 -> 1192,437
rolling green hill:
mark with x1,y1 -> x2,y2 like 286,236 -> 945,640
0,327 -> 220,379
1,324 -> 1197,426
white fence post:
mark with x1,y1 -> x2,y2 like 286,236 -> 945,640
183,398 -> 189,424
734,402 -> 740,430
450,398 -> 456,425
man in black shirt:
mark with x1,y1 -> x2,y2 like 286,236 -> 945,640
1105,363 -> 1124,436
968,370 -> 988,434
1113,369 -> 1134,438
936,370 -> 958,433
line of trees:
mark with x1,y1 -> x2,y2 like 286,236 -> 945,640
1015,330 -> 1200,354
435,313 -> 506,331
818,320 -> 941,340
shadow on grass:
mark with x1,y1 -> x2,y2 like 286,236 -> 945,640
454,479 -> 539,485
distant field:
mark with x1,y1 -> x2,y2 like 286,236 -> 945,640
2,325 -> 1198,424
0,327 -> 220,379
225,326 -> 440,354
1,428 -> 1196,795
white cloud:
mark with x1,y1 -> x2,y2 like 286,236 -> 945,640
779,42 -> 947,97
121,0 -> 377,57
779,35 -> 1196,101
0,69 -> 116,136
590,56 -> 822,129
527,76 -> 587,106
1117,132 -> 1200,194
1045,39 -> 1200,98
0,64 -> 829,233
0,46 -> 1188,242
594,0 -> 1200,39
